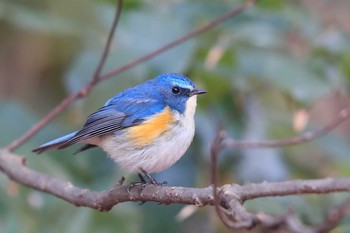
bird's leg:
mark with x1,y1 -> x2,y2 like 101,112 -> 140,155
126,172 -> 148,195
139,167 -> 158,185
126,170 -> 153,195
127,168 -> 167,194
137,172 -> 147,184
139,167 -> 167,186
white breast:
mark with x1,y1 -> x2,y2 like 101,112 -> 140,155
99,96 -> 198,173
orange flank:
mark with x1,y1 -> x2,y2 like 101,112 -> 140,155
127,106 -> 175,146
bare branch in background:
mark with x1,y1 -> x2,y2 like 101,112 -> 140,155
223,106 -> 350,149
5,0 -> 124,152
5,0 -> 257,152
210,118 -> 350,231
98,0 -> 258,82
314,197 -> 350,233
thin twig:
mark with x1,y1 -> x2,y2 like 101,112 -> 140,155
98,0 -> 258,82
315,196 -> 350,233
91,0 -> 124,84
210,131 -> 237,229
223,106 -> 350,149
5,0 -> 124,152
4,0 -> 257,152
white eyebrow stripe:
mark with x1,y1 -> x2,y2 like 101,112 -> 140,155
172,82 -> 194,90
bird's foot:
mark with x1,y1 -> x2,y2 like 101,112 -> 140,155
138,167 -> 167,186
126,168 -> 167,195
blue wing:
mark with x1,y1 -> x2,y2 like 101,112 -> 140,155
33,98 -> 165,154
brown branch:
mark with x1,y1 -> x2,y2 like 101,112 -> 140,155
4,0 -> 257,152
223,106 -> 350,149
219,188 -> 350,233
209,108 -> 350,231
1,148 -> 350,231
226,178 -> 350,201
1,149 -> 350,208
5,0 -> 124,152
0,149 -> 214,211
210,131 -> 242,229
314,196 -> 350,233
210,142 -> 350,232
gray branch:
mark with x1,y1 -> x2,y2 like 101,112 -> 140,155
1,149 -> 350,232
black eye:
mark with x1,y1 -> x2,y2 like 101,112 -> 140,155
172,86 -> 180,94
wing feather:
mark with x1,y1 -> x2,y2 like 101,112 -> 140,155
58,106 -> 129,148
57,99 -> 165,149
33,97 -> 167,154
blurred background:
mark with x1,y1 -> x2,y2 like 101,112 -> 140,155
1,0 -> 350,232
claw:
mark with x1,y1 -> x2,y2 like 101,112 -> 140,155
126,167 -> 167,196
126,181 -> 147,195
118,176 -> 126,185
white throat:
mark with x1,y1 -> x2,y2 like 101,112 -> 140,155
184,95 -> 197,118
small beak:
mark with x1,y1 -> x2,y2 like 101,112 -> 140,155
189,89 -> 207,97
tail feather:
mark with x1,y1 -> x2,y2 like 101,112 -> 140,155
32,132 -> 77,154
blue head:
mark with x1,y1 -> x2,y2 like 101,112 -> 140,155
152,73 -> 206,114
106,73 -> 206,115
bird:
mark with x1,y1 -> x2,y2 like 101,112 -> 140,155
33,73 -> 206,184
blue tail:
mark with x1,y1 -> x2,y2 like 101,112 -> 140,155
32,131 -> 77,154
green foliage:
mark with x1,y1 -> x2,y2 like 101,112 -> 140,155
1,0 -> 350,232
